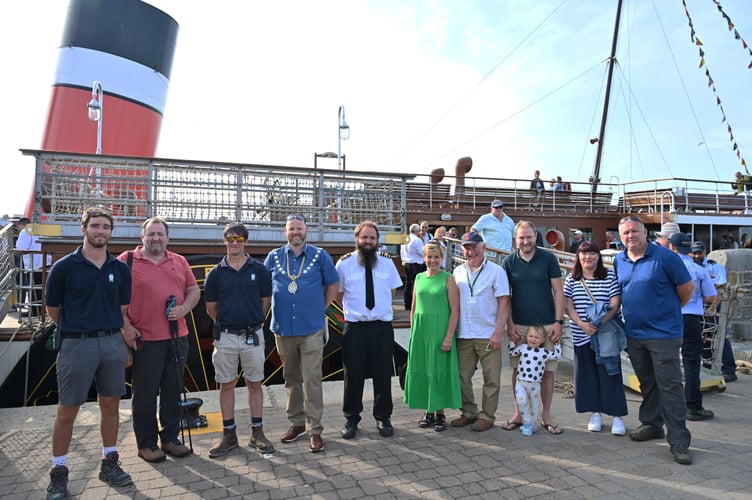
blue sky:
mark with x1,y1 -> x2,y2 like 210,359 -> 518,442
2,0 -> 751,217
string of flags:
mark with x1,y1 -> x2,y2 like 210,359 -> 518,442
682,0 -> 749,174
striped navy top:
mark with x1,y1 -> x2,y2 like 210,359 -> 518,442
563,269 -> 621,346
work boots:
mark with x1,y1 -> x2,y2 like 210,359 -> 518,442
249,426 -> 275,453
208,427 -> 239,458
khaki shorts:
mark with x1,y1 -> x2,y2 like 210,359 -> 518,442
509,324 -> 559,372
212,329 -> 265,383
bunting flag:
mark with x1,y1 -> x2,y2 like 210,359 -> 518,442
682,0 -> 750,174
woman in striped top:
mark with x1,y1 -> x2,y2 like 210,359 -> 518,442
564,241 -> 628,436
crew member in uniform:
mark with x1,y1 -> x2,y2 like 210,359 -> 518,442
336,221 -> 403,440
204,222 -> 275,458
44,207 -> 135,499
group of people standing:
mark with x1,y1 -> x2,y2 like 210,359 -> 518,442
42,206 -> 732,497
403,220 -> 567,439
43,210 -> 403,499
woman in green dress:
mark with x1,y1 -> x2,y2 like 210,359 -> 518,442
403,242 -> 461,431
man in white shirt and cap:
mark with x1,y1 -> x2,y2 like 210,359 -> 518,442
655,222 -> 680,247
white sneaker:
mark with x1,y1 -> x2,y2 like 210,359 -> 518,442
587,413 -> 602,432
611,417 -> 626,436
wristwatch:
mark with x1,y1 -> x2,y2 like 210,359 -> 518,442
554,319 -> 564,325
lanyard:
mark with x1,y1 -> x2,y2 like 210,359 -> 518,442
465,262 -> 485,297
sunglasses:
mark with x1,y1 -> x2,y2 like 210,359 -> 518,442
225,235 -> 247,243
618,215 -> 642,224
85,207 -> 112,217
286,214 -> 305,221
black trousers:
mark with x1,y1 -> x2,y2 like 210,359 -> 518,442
342,320 -> 394,422
131,336 -> 189,449
403,263 -> 425,311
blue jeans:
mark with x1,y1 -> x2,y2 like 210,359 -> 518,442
682,315 -> 704,410
626,336 -> 691,448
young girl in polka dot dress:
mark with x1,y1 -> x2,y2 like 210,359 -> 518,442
509,326 -> 562,436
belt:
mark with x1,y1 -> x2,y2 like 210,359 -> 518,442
221,326 -> 262,335
63,329 -> 121,339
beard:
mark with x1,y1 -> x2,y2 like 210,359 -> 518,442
85,232 -> 109,248
357,243 -> 378,268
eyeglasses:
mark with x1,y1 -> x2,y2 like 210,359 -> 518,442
225,235 -> 247,243
286,214 -> 305,221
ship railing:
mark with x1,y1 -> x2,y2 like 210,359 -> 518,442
0,225 -> 15,324
23,150 -> 415,238
406,174 -> 619,213
621,177 -> 751,215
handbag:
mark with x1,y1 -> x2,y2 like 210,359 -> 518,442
398,362 -> 407,390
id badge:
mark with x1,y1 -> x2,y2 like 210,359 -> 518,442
466,296 -> 477,304
246,334 -> 254,345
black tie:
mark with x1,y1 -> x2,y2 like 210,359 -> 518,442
365,261 -> 375,310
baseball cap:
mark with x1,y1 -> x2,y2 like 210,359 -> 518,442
669,232 -> 692,254
573,230 -> 583,235
461,232 -> 484,246
491,199 -> 504,208
657,222 -> 681,237
691,241 -> 706,253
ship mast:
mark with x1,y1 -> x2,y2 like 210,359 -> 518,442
590,0 -> 624,194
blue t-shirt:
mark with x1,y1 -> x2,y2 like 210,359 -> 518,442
614,244 -> 691,339
264,244 -> 339,336
204,255 -> 272,328
45,246 -> 131,332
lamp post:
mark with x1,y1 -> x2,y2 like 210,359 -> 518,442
87,80 -> 103,197
338,105 -> 350,171
87,81 -> 103,154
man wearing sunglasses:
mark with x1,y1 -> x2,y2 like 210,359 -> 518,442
45,207 -> 135,499
264,214 -> 339,453
204,223 -> 274,458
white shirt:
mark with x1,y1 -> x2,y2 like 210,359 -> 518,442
336,252 -> 402,322
400,233 -> 424,264
15,227 -> 51,270
453,259 -> 509,339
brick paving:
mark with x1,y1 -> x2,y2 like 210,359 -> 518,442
2,360 -> 751,499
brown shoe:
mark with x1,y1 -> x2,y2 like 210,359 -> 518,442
309,434 -> 325,453
250,426 -> 276,453
280,425 -> 307,443
161,440 -> 190,458
451,415 -> 477,427
471,419 -> 494,432
138,446 -> 166,463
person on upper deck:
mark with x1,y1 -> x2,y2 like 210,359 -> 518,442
530,171 -> 545,207
470,200 -> 514,252
731,171 -> 750,194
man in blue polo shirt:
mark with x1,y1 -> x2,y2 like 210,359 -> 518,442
614,216 -> 694,465
264,214 -> 339,453
44,207 -> 135,499
205,222 -> 274,458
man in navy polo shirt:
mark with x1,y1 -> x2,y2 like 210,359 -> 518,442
44,207 -> 135,499
205,222 -> 274,458
264,214 -> 339,453
615,216 -> 694,465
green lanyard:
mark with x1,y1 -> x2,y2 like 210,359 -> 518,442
465,262 -> 485,297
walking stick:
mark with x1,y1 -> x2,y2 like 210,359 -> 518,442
166,294 -> 193,453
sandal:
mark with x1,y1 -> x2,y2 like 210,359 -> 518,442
434,413 -> 446,432
418,412 -> 435,428
541,421 -> 562,434
500,419 -> 523,431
